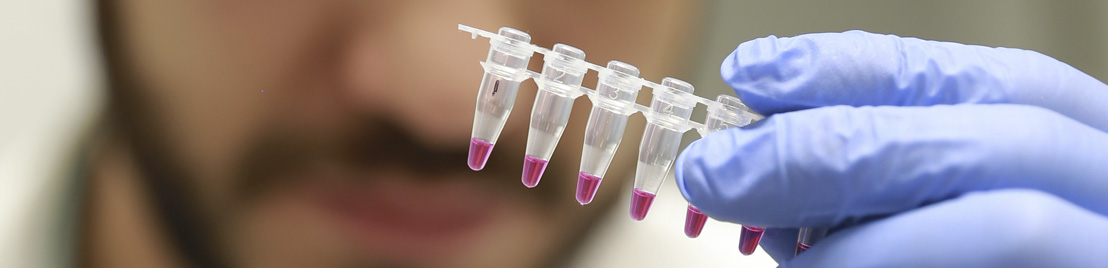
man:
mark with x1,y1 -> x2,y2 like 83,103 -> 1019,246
14,1 -> 1103,267
85,1 -> 698,267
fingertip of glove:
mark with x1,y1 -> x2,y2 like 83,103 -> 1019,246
719,34 -> 784,88
721,30 -> 898,115
675,122 -> 784,224
721,33 -> 821,115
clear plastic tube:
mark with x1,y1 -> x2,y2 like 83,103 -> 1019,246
575,61 -> 643,205
796,227 -> 828,255
685,95 -> 750,234
460,24 -> 772,251
684,206 -> 708,238
521,44 -> 588,188
704,94 -> 751,132
738,225 -> 766,255
629,78 -> 697,221
693,95 -> 768,253
468,27 -> 533,171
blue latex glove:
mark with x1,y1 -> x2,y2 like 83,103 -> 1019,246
675,30 -> 1108,267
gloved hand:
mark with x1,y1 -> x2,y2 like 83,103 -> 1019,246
675,30 -> 1108,267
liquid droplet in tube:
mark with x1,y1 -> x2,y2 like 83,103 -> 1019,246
575,172 -> 603,205
468,138 -> 494,171
795,242 -> 811,256
521,155 -> 548,188
684,205 -> 707,238
738,226 -> 766,255
629,189 -> 656,221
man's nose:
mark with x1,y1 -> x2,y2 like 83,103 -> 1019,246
333,1 -> 528,148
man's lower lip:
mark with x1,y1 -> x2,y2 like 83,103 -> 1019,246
310,178 -> 500,254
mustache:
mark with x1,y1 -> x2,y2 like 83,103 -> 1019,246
231,115 -> 564,208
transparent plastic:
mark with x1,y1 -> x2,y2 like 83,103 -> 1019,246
738,225 -> 766,255
796,227 -> 828,256
684,95 -> 752,237
468,27 -> 534,171
629,77 -> 696,219
522,44 -> 589,188
704,94 -> 751,132
629,188 -> 656,221
577,61 -> 643,205
684,206 -> 707,238
457,24 -> 762,207
632,78 -> 696,194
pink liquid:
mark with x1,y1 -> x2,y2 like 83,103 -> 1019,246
684,205 -> 707,238
738,225 -> 766,255
521,155 -> 548,188
467,138 -> 494,171
575,172 -> 603,205
795,242 -> 811,256
629,189 -> 656,221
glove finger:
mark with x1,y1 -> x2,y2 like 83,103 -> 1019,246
785,189 -> 1108,268
675,104 -> 1108,227
722,30 -> 1108,132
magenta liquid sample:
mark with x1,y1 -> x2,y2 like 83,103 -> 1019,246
467,138 -> 494,171
684,206 -> 707,238
738,225 -> 766,255
521,155 -> 548,188
795,242 -> 811,256
575,172 -> 603,205
629,189 -> 656,221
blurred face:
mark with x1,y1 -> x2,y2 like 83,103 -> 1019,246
108,0 -> 695,267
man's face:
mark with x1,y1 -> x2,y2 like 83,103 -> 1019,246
110,1 -> 694,267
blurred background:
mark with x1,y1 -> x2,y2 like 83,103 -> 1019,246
1,1 -> 1106,267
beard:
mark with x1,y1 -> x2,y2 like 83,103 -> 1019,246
105,79 -> 614,267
